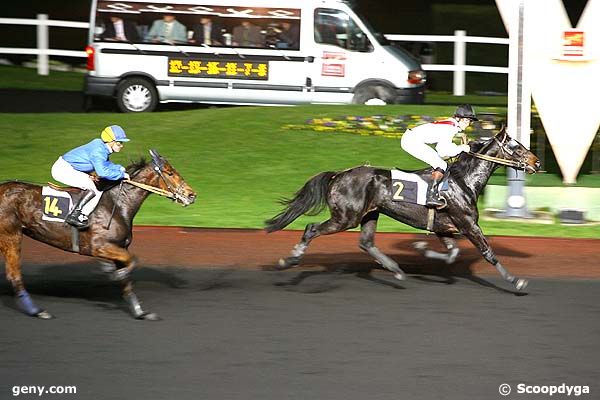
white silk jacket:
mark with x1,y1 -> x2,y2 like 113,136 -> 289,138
403,119 -> 465,158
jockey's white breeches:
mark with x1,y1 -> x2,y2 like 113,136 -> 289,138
51,157 -> 102,215
401,133 -> 448,171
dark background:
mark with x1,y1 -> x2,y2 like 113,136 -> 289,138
1,0 -> 588,91
1,0 -> 588,32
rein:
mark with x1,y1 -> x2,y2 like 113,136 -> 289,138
103,179 -> 173,230
467,136 -> 527,169
121,151 -> 190,203
124,179 -> 176,199
467,151 -> 523,168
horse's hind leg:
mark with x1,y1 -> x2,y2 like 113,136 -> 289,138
359,211 -> 406,280
278,215 -> 357,269
1,234 -> 52,319
413,233 -> 460,264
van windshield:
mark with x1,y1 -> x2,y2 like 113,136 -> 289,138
92,1 -> 301,50
350,9 -> 390,46
314,8 -> 372,52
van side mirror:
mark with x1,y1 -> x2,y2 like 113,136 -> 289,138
357,36 -> 371,52
305,56 -> 315,63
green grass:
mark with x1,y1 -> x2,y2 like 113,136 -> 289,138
0,64 -> 510,104
0,65 -> 84,91
426,91 -> 508,106
2,106 -> 600,238
488,172 -> 600,187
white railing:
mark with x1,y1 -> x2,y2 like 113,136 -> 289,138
0,15 -> 509,95
385,31 -> 509,96
0,14 -> 89,75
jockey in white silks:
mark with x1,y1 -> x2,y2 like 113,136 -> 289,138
401,104 -> 478,207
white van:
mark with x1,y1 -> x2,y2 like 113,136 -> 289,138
85,0 -> 426,112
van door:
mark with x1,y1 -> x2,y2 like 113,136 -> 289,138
309,7 -> 375,104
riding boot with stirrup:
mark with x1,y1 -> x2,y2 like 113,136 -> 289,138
426,168 -> 445,208
65,189 -> 96,229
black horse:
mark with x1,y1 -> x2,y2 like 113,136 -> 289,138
0,150 -> 196,319
266,128 -> 541,290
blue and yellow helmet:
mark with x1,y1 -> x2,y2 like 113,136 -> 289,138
100,125 -> 130,142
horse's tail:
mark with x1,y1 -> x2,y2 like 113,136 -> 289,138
265,171 -> 336,233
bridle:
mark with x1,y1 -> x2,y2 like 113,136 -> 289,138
123,151 -> 188,203
467,133 -> 529,170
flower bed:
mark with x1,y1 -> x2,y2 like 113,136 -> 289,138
284,115 -> 457,139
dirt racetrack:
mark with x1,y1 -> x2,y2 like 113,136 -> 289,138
3,227 -> 600,400
19,227 -> 600,279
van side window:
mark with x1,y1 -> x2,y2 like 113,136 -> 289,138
265,21 -> 300,50
314,8 -> 372,52
92,2 -> 302,50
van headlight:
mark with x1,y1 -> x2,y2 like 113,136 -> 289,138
408,70 -> 427,85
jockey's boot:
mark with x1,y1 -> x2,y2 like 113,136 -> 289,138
65,189 -> 96,229
426,168 -> 445,208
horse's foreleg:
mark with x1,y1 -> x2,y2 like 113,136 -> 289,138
93,245 -> 159,320
121,280 -> 160,321
1,235 -> 52,319
413,234 -> 460,264
93,245 -> 138,281
461,222 -> 528,290
439,235 -> 460,264
96,258 -> 116,273
359,211 -> 405,280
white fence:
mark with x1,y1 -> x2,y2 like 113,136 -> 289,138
0,14 -> 88,75
386,31 -> 509,96
0,14 -> 509,95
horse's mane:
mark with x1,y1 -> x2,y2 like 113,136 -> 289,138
94,158 -> 150,192
126,158 -> 150,176
447,137 -> 495,181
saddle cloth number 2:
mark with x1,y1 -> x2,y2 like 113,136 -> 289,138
391,179 -> 418,203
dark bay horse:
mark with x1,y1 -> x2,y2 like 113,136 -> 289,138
266,128 -> 541,290
0,150 -> 196,319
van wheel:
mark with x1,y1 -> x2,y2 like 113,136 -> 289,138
352,85 -> 396,105
116,78 -> 158,112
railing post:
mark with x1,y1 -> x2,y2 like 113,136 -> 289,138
453,30 -> 466,96
37,13 -> 49,76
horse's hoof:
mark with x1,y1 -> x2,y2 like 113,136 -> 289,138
446,248 -> 460,264
35,310 -> 54,319
515,278 -> 528,291
278,257 -> 298,269
394,272 -> 406,281
137,312 -> 161,321
412,241 -> 427,251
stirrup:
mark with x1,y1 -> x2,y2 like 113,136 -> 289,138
426,196 -> 446,208
65,211 -> 89,229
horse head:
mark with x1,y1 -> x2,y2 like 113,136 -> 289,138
474,126 -> 541,174
146,149 -> 196,206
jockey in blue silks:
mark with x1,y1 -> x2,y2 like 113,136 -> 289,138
51,125 -> 130,229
